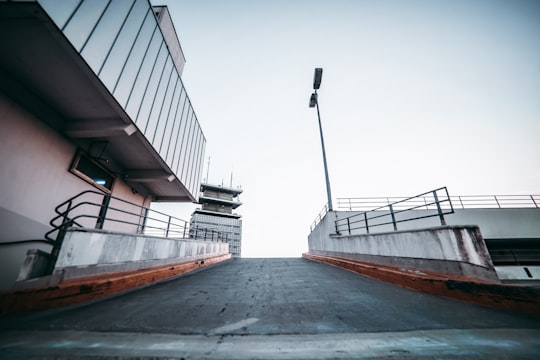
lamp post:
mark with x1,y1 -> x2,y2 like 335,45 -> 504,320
309,68 -> 334,212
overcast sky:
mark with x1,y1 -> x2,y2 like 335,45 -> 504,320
152,0 -> 540,257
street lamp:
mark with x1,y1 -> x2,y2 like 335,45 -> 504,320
309,68 -> 334,212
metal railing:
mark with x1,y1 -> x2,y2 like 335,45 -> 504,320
338,194 -> 539,211
44,190 -> 230,273
190,225 -> 231,243
310,204 -> 329,232
334,187 -> 454,235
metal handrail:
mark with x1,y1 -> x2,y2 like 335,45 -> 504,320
334,187 -> 454,235
310,204 -> 329,232
338,194 -> 540,210
44,190 -> 231,273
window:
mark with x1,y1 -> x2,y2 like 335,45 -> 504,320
71,151 -> 115,192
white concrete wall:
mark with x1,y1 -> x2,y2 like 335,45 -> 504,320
54,228 -> 229,279
308,211 -> 498,281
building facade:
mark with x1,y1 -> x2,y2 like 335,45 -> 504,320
0,0 -> 206,289
191,183 -> 243,257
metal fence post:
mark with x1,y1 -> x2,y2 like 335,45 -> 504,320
389,204 -> 397,231
531,195 -> 538,208
96,193 -> 111,230
364,212 -> 369,234
494,195 -> 501,208
165,216 -> 171,237
433,191 -> 447,226
347,217 -> 351,235
140,207 -> 149,234
48,201 -> 74,274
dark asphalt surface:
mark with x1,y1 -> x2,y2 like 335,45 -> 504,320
2,258 -> 539,334
1,258 -> 539,358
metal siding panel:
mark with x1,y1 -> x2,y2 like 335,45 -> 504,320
98,0 -> 148,93
159,78 -> 181,154
166,87 -> 186,167
178,107 -> 193,182
63,0 -> 109,52
145,56 -> 174,141
134,41 -> 166,132
113,7 -> 155,107
38,0 -> 82,30
125,24 -> 161,121
172,101 -> 191,174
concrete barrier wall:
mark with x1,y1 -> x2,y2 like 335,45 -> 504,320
308,212 -> 498,281
53,228 -> 229,279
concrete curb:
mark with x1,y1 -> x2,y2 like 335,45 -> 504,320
303,252 -> 540,315
0,253 -> 232,315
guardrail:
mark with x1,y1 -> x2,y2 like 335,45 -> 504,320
338,194 -> 539,211
310,204 -> 329,232
45,190 -> 230,273
334,187 -> 454,235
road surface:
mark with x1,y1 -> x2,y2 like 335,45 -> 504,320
1,258 -> 539,358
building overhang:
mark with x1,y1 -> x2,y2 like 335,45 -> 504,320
0,2 -> 194,202
199,196 -> 243,209
193,209 -> 242,219
201,183 -> 243,196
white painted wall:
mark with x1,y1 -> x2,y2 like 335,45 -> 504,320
0,94 -> 149,289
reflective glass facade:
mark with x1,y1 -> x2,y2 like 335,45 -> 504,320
38,0 -> 205,198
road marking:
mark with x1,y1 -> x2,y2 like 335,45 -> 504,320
209,318 -> 259,334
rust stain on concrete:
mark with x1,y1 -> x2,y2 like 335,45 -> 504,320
303,252 -> 540,315
0,254 -> 231,315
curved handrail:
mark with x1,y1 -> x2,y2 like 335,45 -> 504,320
43,189 -> 232,274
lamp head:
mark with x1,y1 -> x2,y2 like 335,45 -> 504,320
309,93 -> 317,108
313,68 -> 323,90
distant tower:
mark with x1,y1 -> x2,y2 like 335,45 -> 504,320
190,183 -> 243,257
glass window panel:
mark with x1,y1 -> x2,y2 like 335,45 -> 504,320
81,0 -> 134,74
156,77 -> 180,153
190,123 -> 205,192
144,56 -> 173,140
98,0 -> 148,93
172,105 -> 192,174
160,82 -> 183,158
166,88 -> 187,166
184,119 -> 200,191
193,131 -> 206,191
63,0 -> 109,52
174,104 -> 193,174
125,28 -> 162,121
196,137 -> 207,186
178,111 -> 196,181
195,132 -> 206,187
39,0 -> 81,29
135,43 -> 167,132
187,128 -> 203,193
113,9 -> 156,108
148,63 -> 176,144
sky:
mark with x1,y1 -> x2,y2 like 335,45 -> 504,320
151,0 -> 540,257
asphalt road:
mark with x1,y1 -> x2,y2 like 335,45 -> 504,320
1,258 -> 539,359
